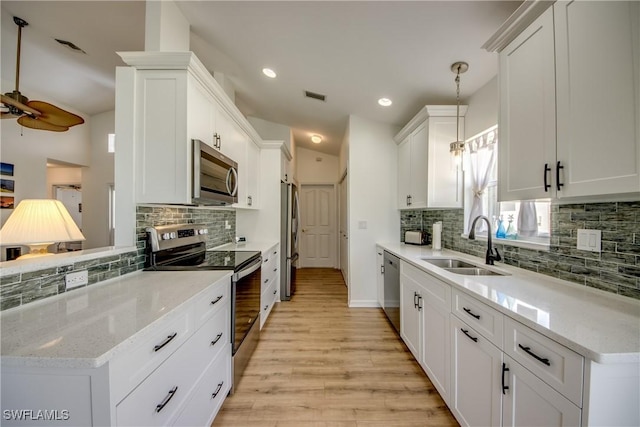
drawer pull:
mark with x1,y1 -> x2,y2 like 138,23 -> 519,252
274,268 -> 277,272
211,382 -> 224,399
210,295 -> 223,305
273,289 -> 277,295
463,307 -> 481,320
264,258 -> 269,263
211,333 -> 223,346
501,363 -> 510,395
155,386 -> 178,413
264,305 -> 268,311
264,279 -> 269,284
518,344 -> 551,366
461,328 -> 478,343
154,333 -> 177,352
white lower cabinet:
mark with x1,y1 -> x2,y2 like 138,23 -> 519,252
0,276 -> 232,427
399,261 -> 451,402
450,314 -> 503,427
400,262 -> 424,361
503,355 -> 581,427
260,243 -> 280,329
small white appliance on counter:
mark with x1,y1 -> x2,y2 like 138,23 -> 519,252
404,230 -> 430,245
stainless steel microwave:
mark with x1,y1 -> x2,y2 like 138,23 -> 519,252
192,139 -> 238,205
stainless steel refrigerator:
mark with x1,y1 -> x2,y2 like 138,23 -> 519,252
280,182 -> 299,300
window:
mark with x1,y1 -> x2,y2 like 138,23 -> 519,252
463,126 -> 550,247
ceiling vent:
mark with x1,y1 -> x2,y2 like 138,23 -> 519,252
304,90 -> 326,102
55,38 -> 86,54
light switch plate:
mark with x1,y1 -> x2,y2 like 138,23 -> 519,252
577,229 -> 601,252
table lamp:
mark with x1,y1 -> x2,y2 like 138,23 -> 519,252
0,199 -> 85,259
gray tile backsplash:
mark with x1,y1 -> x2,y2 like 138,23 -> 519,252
0,205 -> 236,311
401,201 -> 640,300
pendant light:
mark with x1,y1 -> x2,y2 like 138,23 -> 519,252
449,61 -> 469,159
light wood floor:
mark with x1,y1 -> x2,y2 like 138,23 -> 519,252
212,268 -> 458,427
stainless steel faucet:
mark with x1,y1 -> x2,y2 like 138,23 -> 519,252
468,215 -> 502,266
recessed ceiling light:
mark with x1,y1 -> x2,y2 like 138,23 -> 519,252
378,98 -> 392,107
311,135 -> 322,144
262,68 -> 277,78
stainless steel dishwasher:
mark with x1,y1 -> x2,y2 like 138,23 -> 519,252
383,251 -> 400,333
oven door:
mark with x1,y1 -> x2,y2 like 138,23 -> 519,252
231,256 -> 261,354
192,139 -> 238,205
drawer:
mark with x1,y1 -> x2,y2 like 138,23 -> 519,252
504,317 -> 584,406
111,308 -> 193,402
194,276 -> 230,328
172,345 -> 231,427
116,313 -> 224,426
260,279 -> 278,329
452,289 -> 504,349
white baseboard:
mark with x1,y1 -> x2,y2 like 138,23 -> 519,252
348,299 -> 381,308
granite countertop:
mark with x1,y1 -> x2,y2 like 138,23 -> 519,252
0,270 -> 232,369
378,242 -> 640,364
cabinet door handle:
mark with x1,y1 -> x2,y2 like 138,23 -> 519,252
518,344 -> 551,366
210,295 -> 223,305
463,307 -> 481,320
381,265 -> 385,274
211,382 -> 224,399
274,268 -> 278,272
461,328 -> 478,343
211,333 -> 223,346
273,289 -> 277,295
556,161 -> 564,192
264,305 -> 269,311
248,195 -> 252,206
413,292 -> 418,308
417,295 -> 423,311
155,386 -> 178,413
544,163 -> 551,192
501,363 -> 510,395
154,332 -> 177,352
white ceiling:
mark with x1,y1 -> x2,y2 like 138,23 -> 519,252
1,1 -> 521,155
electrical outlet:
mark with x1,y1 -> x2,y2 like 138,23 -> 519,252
225,220 -> 231,230
65,270 -> 88,290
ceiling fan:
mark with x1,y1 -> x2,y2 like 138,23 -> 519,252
1,16 -> 84,132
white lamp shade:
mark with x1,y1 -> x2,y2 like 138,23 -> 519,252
0,199 -> 85,245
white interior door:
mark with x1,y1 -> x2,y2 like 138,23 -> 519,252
339,174 -> 348,286
300,184 -> 336,268
54,185 -> 82,230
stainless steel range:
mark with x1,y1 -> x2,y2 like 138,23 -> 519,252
144,224 -> 261,393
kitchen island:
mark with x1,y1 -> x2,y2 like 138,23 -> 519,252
1,269 -> 232,426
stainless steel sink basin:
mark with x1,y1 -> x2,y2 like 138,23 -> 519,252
443,267 -> 506,276
422,258 -> 477,269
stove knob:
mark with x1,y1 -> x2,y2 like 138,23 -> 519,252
162,233 -> 171,240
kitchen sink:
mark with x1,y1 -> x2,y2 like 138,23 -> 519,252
443,267 -> 507,276
422,258 -> 477,269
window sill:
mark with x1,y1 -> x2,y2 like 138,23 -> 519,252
460,234 -> 550,252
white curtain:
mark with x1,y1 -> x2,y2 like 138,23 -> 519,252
467,129 -> 497,233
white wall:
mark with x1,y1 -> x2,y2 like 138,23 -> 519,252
46,168 -> 82,199
144,0 -> 190,51
247,116 -> 293,155
0,105 -> 90,228
465,76 -> 498,138
296,147 -> 339,184
83,110 -> 115,249
347,115 -> 400,307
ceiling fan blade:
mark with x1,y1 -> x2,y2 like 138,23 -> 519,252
26,101 -> 84,128
1,94 -> 41,117
17,115 -> 68,132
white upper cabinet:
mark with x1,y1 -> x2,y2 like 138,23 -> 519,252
118,52 -> 263,206
554,0 -> 640,198
396,106 -> 465,210
496,1 -> 640,201
498,7 -> 556,201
